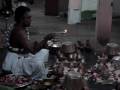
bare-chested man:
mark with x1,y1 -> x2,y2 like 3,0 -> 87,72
2,6 -> 55,79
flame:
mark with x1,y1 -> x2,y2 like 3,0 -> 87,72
64,29 -> 68,33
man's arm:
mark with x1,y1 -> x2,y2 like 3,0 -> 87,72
17,30 -> 35,53
18,31 -> 55,54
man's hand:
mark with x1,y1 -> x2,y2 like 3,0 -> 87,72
44,33 -> 56,41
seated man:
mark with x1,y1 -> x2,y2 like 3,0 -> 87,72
2,6 -> 55,79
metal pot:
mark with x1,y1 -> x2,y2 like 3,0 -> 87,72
47,40 -> 62,54
112,56 -> 120,70
61,41 -> 76,53
105,43 -> 120,56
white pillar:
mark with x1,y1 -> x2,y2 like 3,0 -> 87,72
68,0 -> 82,24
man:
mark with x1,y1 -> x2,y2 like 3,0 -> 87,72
2,6 -> 55,79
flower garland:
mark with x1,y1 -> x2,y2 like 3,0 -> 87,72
25,28 -> 30,40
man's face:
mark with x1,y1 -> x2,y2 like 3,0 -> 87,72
23,11 -> 32,27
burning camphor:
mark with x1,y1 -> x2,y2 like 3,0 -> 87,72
54,29 -> 68,34
64,29 -> 68,33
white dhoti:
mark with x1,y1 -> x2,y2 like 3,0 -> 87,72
2,49 -> 49,80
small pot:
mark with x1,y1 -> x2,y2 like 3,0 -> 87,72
105,43 -> 120,56
112,56 -> 120,70
48,40 -> 62,54
61,41 -> 76,53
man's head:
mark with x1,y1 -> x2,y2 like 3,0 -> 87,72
14,6 -> 31,27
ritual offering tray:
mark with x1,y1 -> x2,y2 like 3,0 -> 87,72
0,74 -> 32,88
47,39 -> 62,48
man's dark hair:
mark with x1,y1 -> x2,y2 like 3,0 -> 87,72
14,6 -> 31,23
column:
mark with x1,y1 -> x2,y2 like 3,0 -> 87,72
68,0 -> 82,24
96,0 -> 112,46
